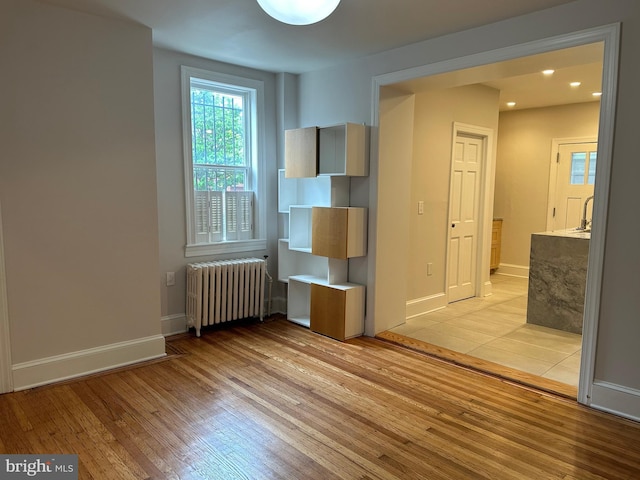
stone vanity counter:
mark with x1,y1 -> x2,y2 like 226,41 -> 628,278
526,229 -> 590,334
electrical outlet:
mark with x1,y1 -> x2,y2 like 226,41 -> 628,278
166,271 -> 176,286
427,263 -> 433,276
418,201 -> 424,215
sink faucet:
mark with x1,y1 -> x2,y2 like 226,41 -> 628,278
580,195 -> 594,230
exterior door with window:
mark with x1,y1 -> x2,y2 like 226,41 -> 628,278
554,142 -> 597,231
448,133 -> 484,303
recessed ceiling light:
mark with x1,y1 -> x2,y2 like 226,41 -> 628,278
592,92 -> 602,97
570,81 -> 582,87
542,69 -> 555,75
506,102 -> 516,107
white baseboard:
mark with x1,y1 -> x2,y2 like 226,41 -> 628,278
590,381 -> 640,422
162,300 -> 287,337
495,263 -> 529,278
270,296 -> 287,316
406,293 -> 447,320
12,334 -> 166,391
482,280 -> 493,297
162,314 -> 188,336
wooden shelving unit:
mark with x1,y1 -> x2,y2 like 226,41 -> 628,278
278,122 -> 369,340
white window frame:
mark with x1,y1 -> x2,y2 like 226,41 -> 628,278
181,66 -> 266,257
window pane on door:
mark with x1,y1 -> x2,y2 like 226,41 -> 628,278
570,152 -> 586,185
588,151 -> 597,185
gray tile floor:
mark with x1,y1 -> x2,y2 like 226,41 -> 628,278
390,274 -> 582,386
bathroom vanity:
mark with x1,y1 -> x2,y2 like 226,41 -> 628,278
526,229 -> 590,334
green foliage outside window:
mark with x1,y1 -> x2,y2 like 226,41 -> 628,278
191,87 -> 248,192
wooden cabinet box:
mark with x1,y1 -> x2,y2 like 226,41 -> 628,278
284,123 -> 368,178
311,207 -> 367,259
285,127 -> 318,178
310,282 -> 365,341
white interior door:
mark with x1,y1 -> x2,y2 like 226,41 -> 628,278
448,133 -> 484,303
553,142 -> 597,231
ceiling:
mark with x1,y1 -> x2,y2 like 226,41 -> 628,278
395,43 -> 604,111
39,0 -> 579,74
37,0 -> 603,110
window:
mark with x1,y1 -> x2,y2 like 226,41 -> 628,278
588,151 -> 597,185
181,67 -> 266,256
570,150 -> 597,185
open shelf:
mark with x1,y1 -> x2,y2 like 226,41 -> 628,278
319,123 -> 368,176
278,169 -> 349,213
278,239 -> 329,282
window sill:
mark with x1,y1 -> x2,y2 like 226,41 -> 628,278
185,239 -> 267,258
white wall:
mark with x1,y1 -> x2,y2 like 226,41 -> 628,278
370,87 -> 415,333
0,0 -> 164,387
495,102 -> 601,269
153,48 -> 281,332
594,2 -> 640,393
408,85 -> 500,306
298,0 -> 640,419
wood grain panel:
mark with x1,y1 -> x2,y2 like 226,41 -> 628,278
312,206 -> 348,259
1,319 -> 639,480
285,127 -> 318,178
377,329 -> 577,399
310,283 -> 346,340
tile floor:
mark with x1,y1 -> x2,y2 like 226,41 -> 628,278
389,274 -> 582,387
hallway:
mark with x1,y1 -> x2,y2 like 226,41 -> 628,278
389,274 -> 582,388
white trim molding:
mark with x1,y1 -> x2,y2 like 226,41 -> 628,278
12,335 -> 166,391
181,66 -> 268,258
185,239 -> 267,258
0,202 -> 13,393
577,24 -> 620,408
370,23 -> 620,412
447,122 -> 496,302
162,314 -> 189,337
495,264 -> 530,278
406,293 -> 447,320
590,382 -> 640,423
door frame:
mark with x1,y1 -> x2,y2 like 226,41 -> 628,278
446,123 -> 495,303
0,201 -> 13,393
546,136 -> 598,232
369,24 -> 620,407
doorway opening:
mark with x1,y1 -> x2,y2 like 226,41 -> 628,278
370,25 -> 618,405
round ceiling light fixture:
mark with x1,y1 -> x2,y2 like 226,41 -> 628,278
257,0 -> 341,25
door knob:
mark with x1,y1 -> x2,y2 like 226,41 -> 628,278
452,223 -> 456,228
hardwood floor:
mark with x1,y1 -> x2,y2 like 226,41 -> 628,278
2,318 -> 640,479
376,330 -> 578,399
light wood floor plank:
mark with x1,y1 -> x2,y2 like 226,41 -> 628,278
1,318 -> 640,479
